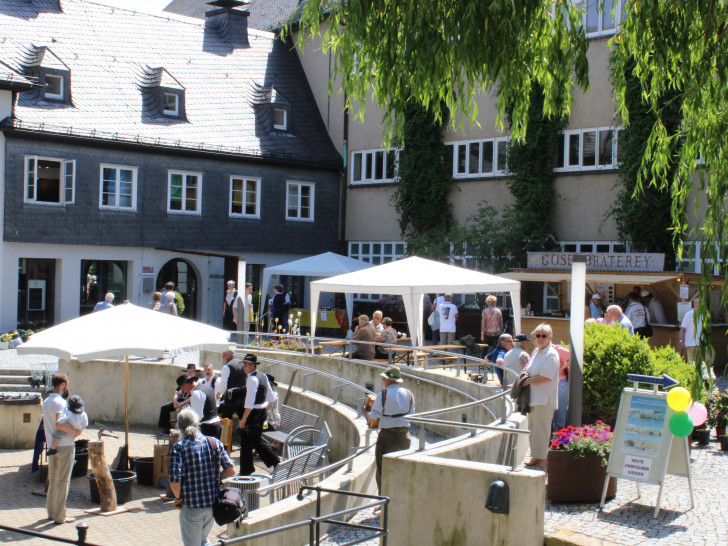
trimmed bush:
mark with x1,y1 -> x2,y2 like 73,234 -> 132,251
582,323 -> 652,422
650,345 -> 701,396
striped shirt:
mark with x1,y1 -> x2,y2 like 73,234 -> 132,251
169,433 -> 233,508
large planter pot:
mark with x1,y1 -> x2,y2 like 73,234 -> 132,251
0,341 -> 8,350
547,450 -> 617,503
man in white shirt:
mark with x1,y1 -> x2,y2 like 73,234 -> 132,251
438,294 -> 459,345
199,363 -> 219,397
177,374 -> 221,439
641,290 -> 667,324
680,299 -> 702,362
430,294 -> 445,344
42,374 -> 82,524
370,310 -> 384,336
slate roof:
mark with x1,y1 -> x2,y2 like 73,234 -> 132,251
0,0 -> 341,167
164,0 -> 301,32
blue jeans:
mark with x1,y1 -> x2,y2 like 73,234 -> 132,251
552,379 -> 569,432
179,505 -> 214,546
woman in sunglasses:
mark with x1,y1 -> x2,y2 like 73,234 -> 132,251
523,323 -> 560,471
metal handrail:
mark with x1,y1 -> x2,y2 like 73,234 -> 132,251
0,523 -> 99,546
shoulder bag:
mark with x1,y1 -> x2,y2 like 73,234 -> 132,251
206,437 -> 246,525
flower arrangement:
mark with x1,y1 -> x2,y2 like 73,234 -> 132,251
550,421 -> 613,466
377,296 -> 405,315
0,332 -> 12,343
706,389 -> 728,429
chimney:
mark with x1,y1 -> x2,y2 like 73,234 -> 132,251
205,0 -> 250,48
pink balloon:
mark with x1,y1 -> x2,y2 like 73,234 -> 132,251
688,402 -> 708,427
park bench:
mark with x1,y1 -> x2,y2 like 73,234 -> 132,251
262,404 -> 320,454
257,444 -> 328,501
283,421 -> 333,467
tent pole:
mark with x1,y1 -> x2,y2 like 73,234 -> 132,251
125,355 -> 129,448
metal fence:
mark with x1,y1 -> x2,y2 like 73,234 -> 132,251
0,523 -> 100,546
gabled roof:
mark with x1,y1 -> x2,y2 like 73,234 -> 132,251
0,0 -> 341,167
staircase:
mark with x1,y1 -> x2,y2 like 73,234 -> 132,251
0,365 -> 56,393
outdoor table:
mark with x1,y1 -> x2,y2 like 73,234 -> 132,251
319,340 -> 352,356
423,344 -> 471,373
386,346 -> 428,366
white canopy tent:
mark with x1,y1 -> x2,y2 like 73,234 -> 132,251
261,252 -> 374,326
309,256 -> 522,347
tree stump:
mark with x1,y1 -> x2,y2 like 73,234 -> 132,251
88,441 -> 117,512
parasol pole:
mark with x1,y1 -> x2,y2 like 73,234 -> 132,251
125,355 -> 129,448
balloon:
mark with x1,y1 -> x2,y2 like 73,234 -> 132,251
669,411 -> 694,437
667,387 -> 692,412
688,402 -> 708,427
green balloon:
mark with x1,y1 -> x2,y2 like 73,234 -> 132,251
669,411 -> 694,438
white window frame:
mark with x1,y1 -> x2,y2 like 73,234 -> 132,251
286,181 -> 315,222
582,0 -> 623,38
24,155 -> 75,205
44,74 -> 64,100
447,137 -> 510,179
163,92 -> 179,116
543,283 -> 560,313
167,170 -> 202,215
273,108 -> 288,130
350,148 -> 400,185
99,164 -> 138,211
559,240 -> 629,253
554,127 -> 618,172
229,176 -> 261,219
348,241 -> 407,301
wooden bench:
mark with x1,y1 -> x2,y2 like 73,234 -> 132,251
262,404 -> 320,454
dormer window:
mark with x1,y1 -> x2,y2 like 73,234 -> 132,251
160,87 -> 184,119
44,73 -> 63,100
273,108 -> 287,130
163,92 -> 179,116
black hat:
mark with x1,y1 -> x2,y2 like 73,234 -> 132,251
266,374 -> 277,387
243,354 -> 258,365
67,395 -> 85,414
186,364 -> 199,372
176,374 -> 196,387
513,334 -> 532,342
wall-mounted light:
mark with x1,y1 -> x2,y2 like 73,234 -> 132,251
485,479 -> 509,514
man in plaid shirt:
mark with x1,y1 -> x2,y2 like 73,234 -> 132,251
170,408 -> 235,546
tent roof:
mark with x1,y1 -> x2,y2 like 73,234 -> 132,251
263,252 -> 373,279
310,256 -> 520,295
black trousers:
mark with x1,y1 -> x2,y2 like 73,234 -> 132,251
201,421 -> 222,440
158,401 -> 176,433
239,409 -> 279,475
219,398 -> 245,420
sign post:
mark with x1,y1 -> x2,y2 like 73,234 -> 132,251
600,374 -> 693,517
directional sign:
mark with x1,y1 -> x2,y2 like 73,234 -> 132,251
626,374 -> 679,390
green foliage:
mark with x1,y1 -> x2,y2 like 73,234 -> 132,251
649,345 -> 702,399
292,0 -> 589,141
392,101 -> 454,256
608,57 -> 681,270
174,291 -> 185,316
503,83 -> 567,267
582,323 -> 653,422
612,2 -> 728,383
706,389 -> 728,429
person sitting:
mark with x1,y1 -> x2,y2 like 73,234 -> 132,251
348,315 -> 376,360
485,334 -> 513,387
157,367 -> 196,435
177,374 -> 221,439
375,317 -> 398,359
370,310 -> 384,336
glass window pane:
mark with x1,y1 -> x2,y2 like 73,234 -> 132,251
361,243 -> 370,254
383,243 -> 393,254
375,151 -> 384,180
583,131 -> 596,167
394,243 -> 405,255
386,150 -> 396,179
580,244 -> 593,252
596,244 -> 610,253
45,75 -> 62,97
373,243 -> 381,254
353,153 -> 362,182
119,169 -> 132,183
468,142 -> 480,174
350,243 -> 359,255
496,141 -> 507,172
586,0 -> 599,33
554,134 -> 565,168
564,243 -> 577,252
365,153 -> 373,179
273,108 -> 286,128
457,144 -> 467,174
598,130 -> 613,166
602,0 -> 616,30
568,134 -> 580,166
481,141 -> 494,173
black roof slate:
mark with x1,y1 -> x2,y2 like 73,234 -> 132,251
164,0 -> 301,32
0,0 -> 340,167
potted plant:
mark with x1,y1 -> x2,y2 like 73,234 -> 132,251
0,332 -> 11,350
707,389 -> 728,439
547,421 -> 617,503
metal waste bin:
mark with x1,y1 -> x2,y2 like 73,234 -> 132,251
0,392 -> 42,449
224,475 -> 261,511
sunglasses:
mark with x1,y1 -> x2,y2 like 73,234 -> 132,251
534,334 -> 549,339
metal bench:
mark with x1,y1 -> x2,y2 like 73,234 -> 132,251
262,404 -> 320,454
257,444 -> 328,501
283,421 -> 332,467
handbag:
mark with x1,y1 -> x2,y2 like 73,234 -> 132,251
427,310 -> 440,329
206,437 -> 246,525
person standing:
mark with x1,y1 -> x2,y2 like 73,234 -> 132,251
503,333 -> 531,387
430,294 -> 445,345
238,354 -> 279,475
222,280 -> 238,331
438,294 -> 459,345
148,291 -> 163,310
589,294 -> 604,319
680,299 -> 702,362
481,295 -> 503,350
93,292 -> 114,312
217,349 -> 247,415
624,292 -> 649,337
169,409 -> 235,546
364,366 -> 414,493
42,373 -> 81,524
606,304 -> 634,335
522,324 -> 560,472
641,290 -> 667,324
270,284 -> 286,333
551,344 -> 571,432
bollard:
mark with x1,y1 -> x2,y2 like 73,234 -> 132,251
76,522 -> 89,546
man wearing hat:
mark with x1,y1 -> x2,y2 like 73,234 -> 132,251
364,366 -> 414,494
157,365 -> 197,435
177,374 -> 221,439
217,349 -> 247,419
503,334 -> 532,387
238,354 -> 279,475
641,290 -> 667,324
589,294 -> 604,319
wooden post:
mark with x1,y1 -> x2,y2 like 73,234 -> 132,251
88,440 -> 117,512
124,356 -> 129,450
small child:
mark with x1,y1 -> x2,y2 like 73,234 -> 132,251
48,395 -> 88,456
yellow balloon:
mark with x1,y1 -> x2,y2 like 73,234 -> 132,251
667,387 -> 692,412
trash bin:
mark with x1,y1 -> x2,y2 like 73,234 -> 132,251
132,457 -> 154,486
88,470 -> 137,505
224,475 -> 261,511
0,393 -> 42,449
72,439 -> 89,478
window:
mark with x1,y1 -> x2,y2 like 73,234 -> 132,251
554,127 -> 618,171
560,240 -> 629,253
447,137 -> 510,178
44,74 -> 63,100
24,156 -> 75,205
230,176 -> 261,218
286,181 -> 314,221
577,0 -> 624,38
100,165 -> 137,211
351,148 -> 399,184
273,108 -> 287,130
168,171 -> 202,214
163,92 -> 179,116
543,283 -> 560,313
349,241 -> 407,300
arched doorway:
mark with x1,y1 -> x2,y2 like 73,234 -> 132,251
157,259 -> 198,319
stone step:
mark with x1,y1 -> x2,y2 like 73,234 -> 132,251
0,368 -> 37,377
0,383 -> 37,392
0,373 -> 37,384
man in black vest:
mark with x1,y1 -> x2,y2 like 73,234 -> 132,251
157,366 -> 196,435
177,375 -> 221,439
239,354 -> 279,475
217,349 -> 247,420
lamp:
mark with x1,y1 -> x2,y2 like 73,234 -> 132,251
485,479 -> 509,514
